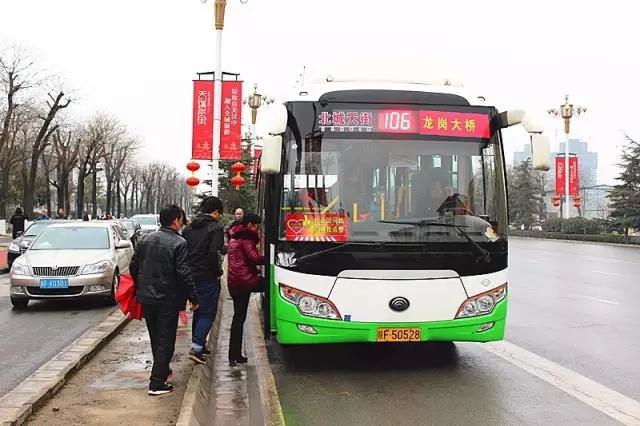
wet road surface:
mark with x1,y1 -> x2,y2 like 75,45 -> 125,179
0,275 -> 115,397
267,238 -> 640,425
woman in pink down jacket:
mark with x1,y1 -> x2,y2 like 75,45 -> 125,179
227,213 -> 264,366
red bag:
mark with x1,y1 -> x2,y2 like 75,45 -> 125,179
115,274 -> 144,320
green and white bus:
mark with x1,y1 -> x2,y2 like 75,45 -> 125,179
256,77 -> 549,345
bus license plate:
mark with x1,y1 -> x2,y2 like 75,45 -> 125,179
376,328 -> 421,342
40,278 -> 69,289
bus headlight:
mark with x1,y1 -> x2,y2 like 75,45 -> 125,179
280,284 -> 341,320
455,284 -> 507,319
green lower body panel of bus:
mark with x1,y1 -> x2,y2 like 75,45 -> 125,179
274,296 -> 507,345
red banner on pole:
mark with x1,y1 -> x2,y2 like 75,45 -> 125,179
252,147 -> 262,175
569,156 -> 579,196
220,81 -> 243,160
192,80 -> 214,160
555,156 -> 565,195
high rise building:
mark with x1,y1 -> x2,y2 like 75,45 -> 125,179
511,139 -> 603,219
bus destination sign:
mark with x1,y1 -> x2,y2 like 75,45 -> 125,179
318,109 -> 491,139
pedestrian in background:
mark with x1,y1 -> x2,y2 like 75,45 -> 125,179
55,208 -> 67,219
225,207 -> 244,243
182,196 -> 225,364
9,207 -> 28,239
227,213 -> 264,366
130,204 -> 199,396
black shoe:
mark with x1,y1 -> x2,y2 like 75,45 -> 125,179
189,350 -> 208,365
148,383 -> 174,396
201,347 -> 211,356
229,355 -> 248,366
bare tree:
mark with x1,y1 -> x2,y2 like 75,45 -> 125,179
22,91 -> 71,215
51,127 -> 80,215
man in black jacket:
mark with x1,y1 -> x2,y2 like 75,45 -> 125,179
9,207 -> 28,239
130,205 -> 199,395
182,196 -> 225,364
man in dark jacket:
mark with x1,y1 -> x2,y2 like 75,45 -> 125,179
182,196 -> 225,364
9,208 -> 28,239
130,204 -> 199,395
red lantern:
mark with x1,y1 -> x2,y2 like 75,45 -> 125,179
186,176 -> 200,187
551,195 -> 561,207
186,161 -> 200,172
230,175 -> 246,190
231,162 -> 246,174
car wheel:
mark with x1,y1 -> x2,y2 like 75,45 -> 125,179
11,297 -> 29,309
107,272 -> 120,306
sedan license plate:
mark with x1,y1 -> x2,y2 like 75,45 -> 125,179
40,278 -> 69,289
376,327 -> 421,342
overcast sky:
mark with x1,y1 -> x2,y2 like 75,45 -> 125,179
2,0 -> 638,184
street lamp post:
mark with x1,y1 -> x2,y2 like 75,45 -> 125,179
548,95 -> 586,219
244,83 -> 274,134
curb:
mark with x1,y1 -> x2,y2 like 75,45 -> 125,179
0,309 -> 129,425
510,235 -> 640,249
176,285 -> 227,426
249,298 -> 285,426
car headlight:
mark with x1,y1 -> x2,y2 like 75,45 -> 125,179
81,261 -> 111,275
276,252 -> 297,268
280,284 -> 341,320
9,241 -> 20,252
455,284 -> 507,319
11,262 -> 30,276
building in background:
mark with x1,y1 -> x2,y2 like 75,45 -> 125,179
512,139 -> 606,219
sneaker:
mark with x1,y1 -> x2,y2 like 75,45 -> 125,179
148,383 -> 174,396
201,347 -> 211,356
188,350 -> 208,365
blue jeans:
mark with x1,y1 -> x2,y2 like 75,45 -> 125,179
191,281 -> 221,352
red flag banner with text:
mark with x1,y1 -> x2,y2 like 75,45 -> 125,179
569,156 -> 579,196
220,81 -> 243,160
252,147 -> 262,175
192,80 -> 214,160
555,156 -> 565,195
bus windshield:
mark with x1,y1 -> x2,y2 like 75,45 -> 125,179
279,104 -> 507,244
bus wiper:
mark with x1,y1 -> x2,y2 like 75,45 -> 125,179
379,220 -> 491,263
295,242 -> 362,264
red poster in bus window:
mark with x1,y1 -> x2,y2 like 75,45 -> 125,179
220,81 -> 243,160
569,156 -> 579,196
192,80 -> 214,160
555,156 -> 565,195
419,111 -> 491,138
285,213 -> 348,242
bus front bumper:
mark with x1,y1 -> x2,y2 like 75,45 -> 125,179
274,297 -> 507,345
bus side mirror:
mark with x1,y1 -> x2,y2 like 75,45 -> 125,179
261,135 -> 283,174
531,134 -> 550,171
265,103 -> 288,135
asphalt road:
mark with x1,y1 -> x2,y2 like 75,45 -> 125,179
0,274 -> 115,398
267,238 -> 640,425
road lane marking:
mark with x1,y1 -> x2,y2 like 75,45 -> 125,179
575,294 -> 620,305
592,270 -> 624,278
482,341 -> 640,425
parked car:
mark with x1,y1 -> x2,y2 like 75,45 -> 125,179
132,214 -> 160,235
115,219 -> 142,247
9,222 -> 133,309
7,220 -> 69,269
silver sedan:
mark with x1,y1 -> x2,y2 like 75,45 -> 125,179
9,222 -> 133,309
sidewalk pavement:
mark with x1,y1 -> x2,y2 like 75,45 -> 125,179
27,313 -> 195,425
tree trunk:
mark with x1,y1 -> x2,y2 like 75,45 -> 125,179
116,178 -> 122,218
92,170 -> 98,217
0,168 -> 9,219
77,170 -> 86,218
105,179 -> 112,216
